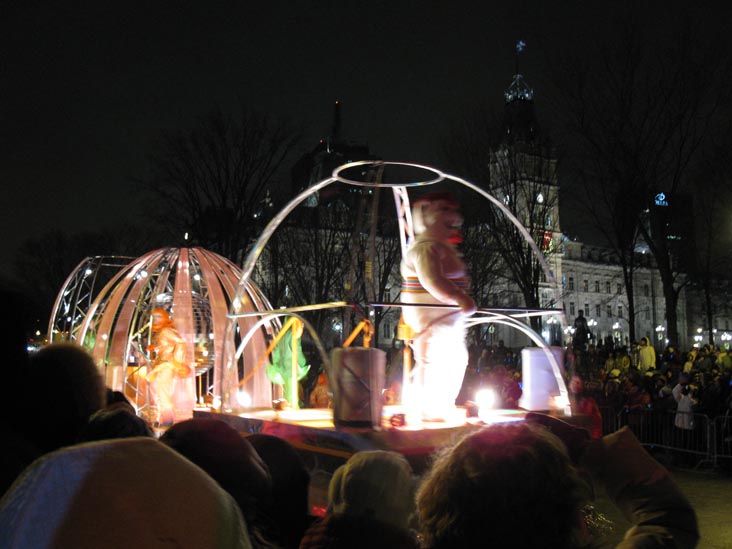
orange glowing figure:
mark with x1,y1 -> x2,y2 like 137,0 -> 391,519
147,308 -> 190,425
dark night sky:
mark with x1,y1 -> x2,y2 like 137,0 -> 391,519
2,1 -> 728,279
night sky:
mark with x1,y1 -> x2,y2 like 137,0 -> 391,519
2,1 -> 727,279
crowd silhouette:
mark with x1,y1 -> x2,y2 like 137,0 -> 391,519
0,291 -> 701,548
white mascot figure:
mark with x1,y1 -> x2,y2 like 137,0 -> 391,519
400,191 -> 476,420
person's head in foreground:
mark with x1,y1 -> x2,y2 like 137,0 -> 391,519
0,437 -> 251,548
416,422 -> 589,549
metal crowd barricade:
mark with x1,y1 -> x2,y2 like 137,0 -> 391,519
615,409 -> 713,468
598,405 -> 619,436
712,411 -> 732,468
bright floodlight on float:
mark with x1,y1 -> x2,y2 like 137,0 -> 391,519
236,390 -> 252,408
475,388 -> 497,422
550,394 -> 571,410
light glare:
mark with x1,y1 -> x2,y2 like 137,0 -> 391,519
236,390 -> 252,408
476,388 -> 496,410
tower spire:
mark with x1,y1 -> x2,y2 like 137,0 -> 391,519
505,40 -> 534,103
502,39 -> 538,142
515,39 -> 525,75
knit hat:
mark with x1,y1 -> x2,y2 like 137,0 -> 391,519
160,419 -> 272,511
0,437 -> 250,548
328,450 -> 415,531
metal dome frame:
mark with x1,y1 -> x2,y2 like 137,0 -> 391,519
49,247 -> 278,418
221,161 -> 569,413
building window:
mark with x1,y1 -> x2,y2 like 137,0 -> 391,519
595,304 -> 601,318
568,277 -> 575,291
645,308 -> 650,320
606,281 -> 611,294
584,303 -> 590,317
644,284 -> 650,297
616,283 -> 622,294
607,304 -> 612,317
570,302 -> 575,316
594,280 -> 600,293
583,280 -> 589,292
618,305 -> 623,318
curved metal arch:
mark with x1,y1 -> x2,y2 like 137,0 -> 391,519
230,161 -> 563,318
445,172 -> 565,318
332,161 -> 445,188
223,161 -> 569,408
465,310 -> 569,405
48,255 -> 134,343
223,311 -> 332,413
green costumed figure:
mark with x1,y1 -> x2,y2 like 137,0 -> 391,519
267,321 -> 309,409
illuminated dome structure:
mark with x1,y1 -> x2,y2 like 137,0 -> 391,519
49,248 -> 276,420
221,161 -> 570,418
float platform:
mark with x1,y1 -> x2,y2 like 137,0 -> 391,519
194,406 -> 530,474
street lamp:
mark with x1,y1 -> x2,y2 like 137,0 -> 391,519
587,318 -> 597,343
693,327 -> 703,348
612,322 -> 621,346
655,324 -> 666,351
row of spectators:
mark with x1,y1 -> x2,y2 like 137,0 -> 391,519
0,339 -> 700,548
460,339 -> 732,420
576,344 -> 732,419
0,290 -> 700,547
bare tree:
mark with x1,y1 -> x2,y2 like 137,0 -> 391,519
686,136 -> 732,345
547,20 -> 732,345
444,108 -> 562,331
139,106 -> 300,261
14,224 -> 162,324
348,202 -> 403,347
252,203 -> 351,343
